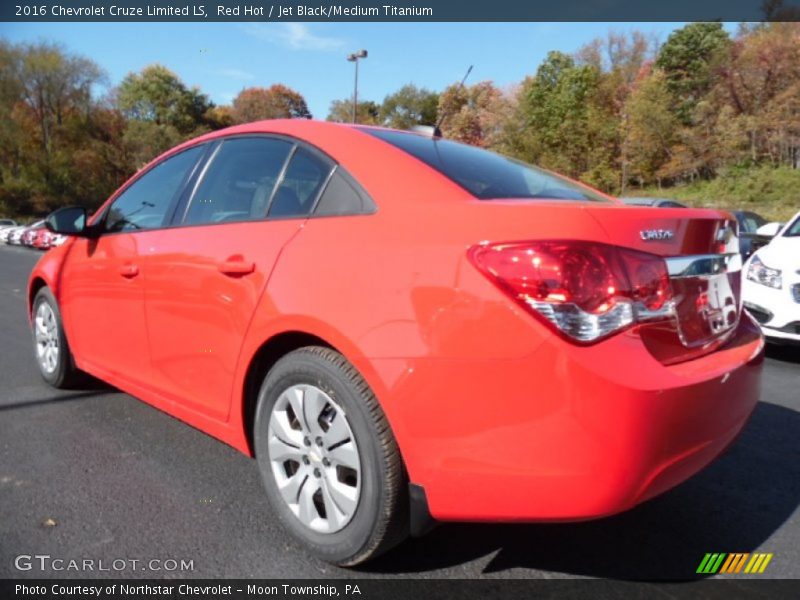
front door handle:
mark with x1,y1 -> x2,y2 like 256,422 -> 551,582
119,263 -> 139,278
218,257 -> 255,277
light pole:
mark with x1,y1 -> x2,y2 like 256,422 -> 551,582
346,49 -> 367,124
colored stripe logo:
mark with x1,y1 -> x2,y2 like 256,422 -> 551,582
697,552 -> 773,574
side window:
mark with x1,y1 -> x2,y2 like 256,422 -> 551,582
105,146 -> 204,233
183,137 -> 293,226
741,217 -> 758,233
314,169 -> 375,216
268,147 -> 331,218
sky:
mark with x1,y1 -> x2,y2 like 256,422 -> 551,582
0,21 -> 709,118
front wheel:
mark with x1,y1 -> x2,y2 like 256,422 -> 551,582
254,346 -> 408,565
32,287 -> 81,388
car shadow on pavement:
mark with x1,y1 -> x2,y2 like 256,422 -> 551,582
0,389 -> 112,413
362,401 -> 800,580
765,344 -> 799,365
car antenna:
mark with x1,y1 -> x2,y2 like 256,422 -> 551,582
410,65 -> 473,139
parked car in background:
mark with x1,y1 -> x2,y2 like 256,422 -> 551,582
32,227 -> 54,250
29,120 -> 763,566
620,197 -> 688,208
748,220 -> 785,257
0,225 -> 19,243
0,218 -> 17,228
732,210 -> 767,259
8,225 -> 29,245
20,221 -> 45,246
743,210 -> 800,344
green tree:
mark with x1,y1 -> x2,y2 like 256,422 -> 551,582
522,52 -> 600,178
116,64 -> 212,134
492,78 -> 540,161
379,84 -> 438,129
655,23 -> 730,124
115,65 -> 215,167
326,99 -> 380,125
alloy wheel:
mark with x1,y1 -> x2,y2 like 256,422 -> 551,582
34,301 -> 59,374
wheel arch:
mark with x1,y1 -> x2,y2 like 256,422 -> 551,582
237,326 -> 407,474
240,330 -> 335,456
28,276 -> 49,320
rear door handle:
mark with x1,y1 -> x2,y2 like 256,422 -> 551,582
218,257 -> 256,277
119,263 -> 139,278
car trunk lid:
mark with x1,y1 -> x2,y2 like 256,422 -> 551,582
583,205 -> 742,363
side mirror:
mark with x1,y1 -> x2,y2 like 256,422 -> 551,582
756,222 -> 782,238
45,206 -> 87,236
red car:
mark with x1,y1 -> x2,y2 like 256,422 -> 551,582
32,227 -> 53,250
29,121 -> 763,565
21,221 -> 45,247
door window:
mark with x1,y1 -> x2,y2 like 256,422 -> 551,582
105,146 -> 204,233
183,138 -> 293,225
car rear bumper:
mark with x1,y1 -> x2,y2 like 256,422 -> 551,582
362,314 -> 764,522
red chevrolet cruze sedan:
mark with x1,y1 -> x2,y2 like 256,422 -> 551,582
29,120 -> 763,565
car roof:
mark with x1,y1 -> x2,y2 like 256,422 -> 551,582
620,197 -> 660,205
621,197 -> 688,207
98,120 -> 479,217
137,119 -> 415,181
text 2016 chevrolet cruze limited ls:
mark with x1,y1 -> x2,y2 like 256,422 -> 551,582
29,120 -> 763,565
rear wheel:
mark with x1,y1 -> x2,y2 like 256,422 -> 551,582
254,346 -> 408,565
32,287 -> 81,388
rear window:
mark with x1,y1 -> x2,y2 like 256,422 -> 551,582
360,128 -> 609,202
315,169 -> 375,216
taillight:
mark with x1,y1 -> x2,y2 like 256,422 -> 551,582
468,241 -> 674,343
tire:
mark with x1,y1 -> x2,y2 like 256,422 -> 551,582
31,287 -> 81,388
254,346 -> 408,566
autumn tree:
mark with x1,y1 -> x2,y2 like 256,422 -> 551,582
622,69 -> 678,187
438,80 -> 511,148
575,30 -> 656,88
231,84 -> 312,123
14,41 -> 104,156
203,104 -> 234,130
714,23 -> 800,167
0,41 -> 23,193
0,41 -> 121,215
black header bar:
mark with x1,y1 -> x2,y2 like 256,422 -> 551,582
2,579 -> 800,600
2,0 -> 800,23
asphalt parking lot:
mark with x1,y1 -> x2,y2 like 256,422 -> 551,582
0,243 -> 798,581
